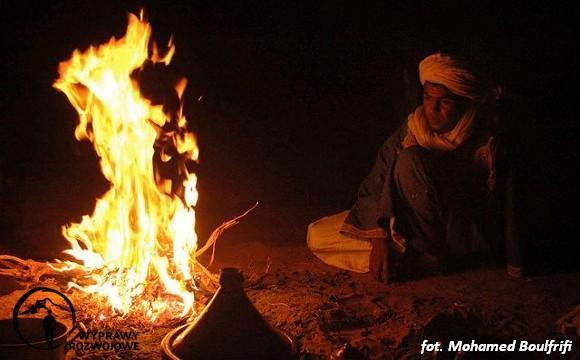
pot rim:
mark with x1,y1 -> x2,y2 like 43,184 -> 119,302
0,318 -> 70,349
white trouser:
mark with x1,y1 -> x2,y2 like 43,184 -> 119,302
307,211 -> 372,273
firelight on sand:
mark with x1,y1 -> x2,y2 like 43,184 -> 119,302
50,10 -> 201,322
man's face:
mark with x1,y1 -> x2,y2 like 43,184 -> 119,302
422,81 -> 469,133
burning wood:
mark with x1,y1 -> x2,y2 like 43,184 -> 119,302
0,10 -> 256,326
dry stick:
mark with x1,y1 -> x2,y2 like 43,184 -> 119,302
188,202 -> 259,292
0,255 -> 57,283
0,255 -> 30,276
195,201 -> 259,265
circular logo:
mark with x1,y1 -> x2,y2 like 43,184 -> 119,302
12,287 -> 76,350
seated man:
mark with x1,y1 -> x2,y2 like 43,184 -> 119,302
307,53 -> 513,283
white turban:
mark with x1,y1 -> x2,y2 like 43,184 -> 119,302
419,53 -> 483,101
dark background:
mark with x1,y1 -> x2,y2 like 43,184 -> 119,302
1,1 -> 576,270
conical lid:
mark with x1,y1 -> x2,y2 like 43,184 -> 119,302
167,268 -> 294,359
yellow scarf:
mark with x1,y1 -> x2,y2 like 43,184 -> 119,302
407,105 -> 476,151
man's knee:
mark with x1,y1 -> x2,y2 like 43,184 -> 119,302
394,146 -> 430,179
306,222 -> 323,251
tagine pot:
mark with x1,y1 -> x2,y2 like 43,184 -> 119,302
161,267 -> 295,359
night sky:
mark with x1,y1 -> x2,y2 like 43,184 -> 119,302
1,1 -> 576,267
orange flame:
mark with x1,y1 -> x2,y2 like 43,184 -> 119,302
52,11 -> 199,322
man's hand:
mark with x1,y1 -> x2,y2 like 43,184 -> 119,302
370,237 -> 389,283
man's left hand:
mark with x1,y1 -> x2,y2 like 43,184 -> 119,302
370,237 -> 389,284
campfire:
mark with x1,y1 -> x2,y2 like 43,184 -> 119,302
0,10 -> 254,325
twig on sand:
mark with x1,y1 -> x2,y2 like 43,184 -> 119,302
267,302 -> 290,308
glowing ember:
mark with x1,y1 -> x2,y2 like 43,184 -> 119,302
51,11 -> 199,322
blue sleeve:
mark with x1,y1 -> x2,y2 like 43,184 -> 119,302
345,123 -> 407,231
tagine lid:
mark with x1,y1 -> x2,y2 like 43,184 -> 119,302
165,267 -> 294,360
